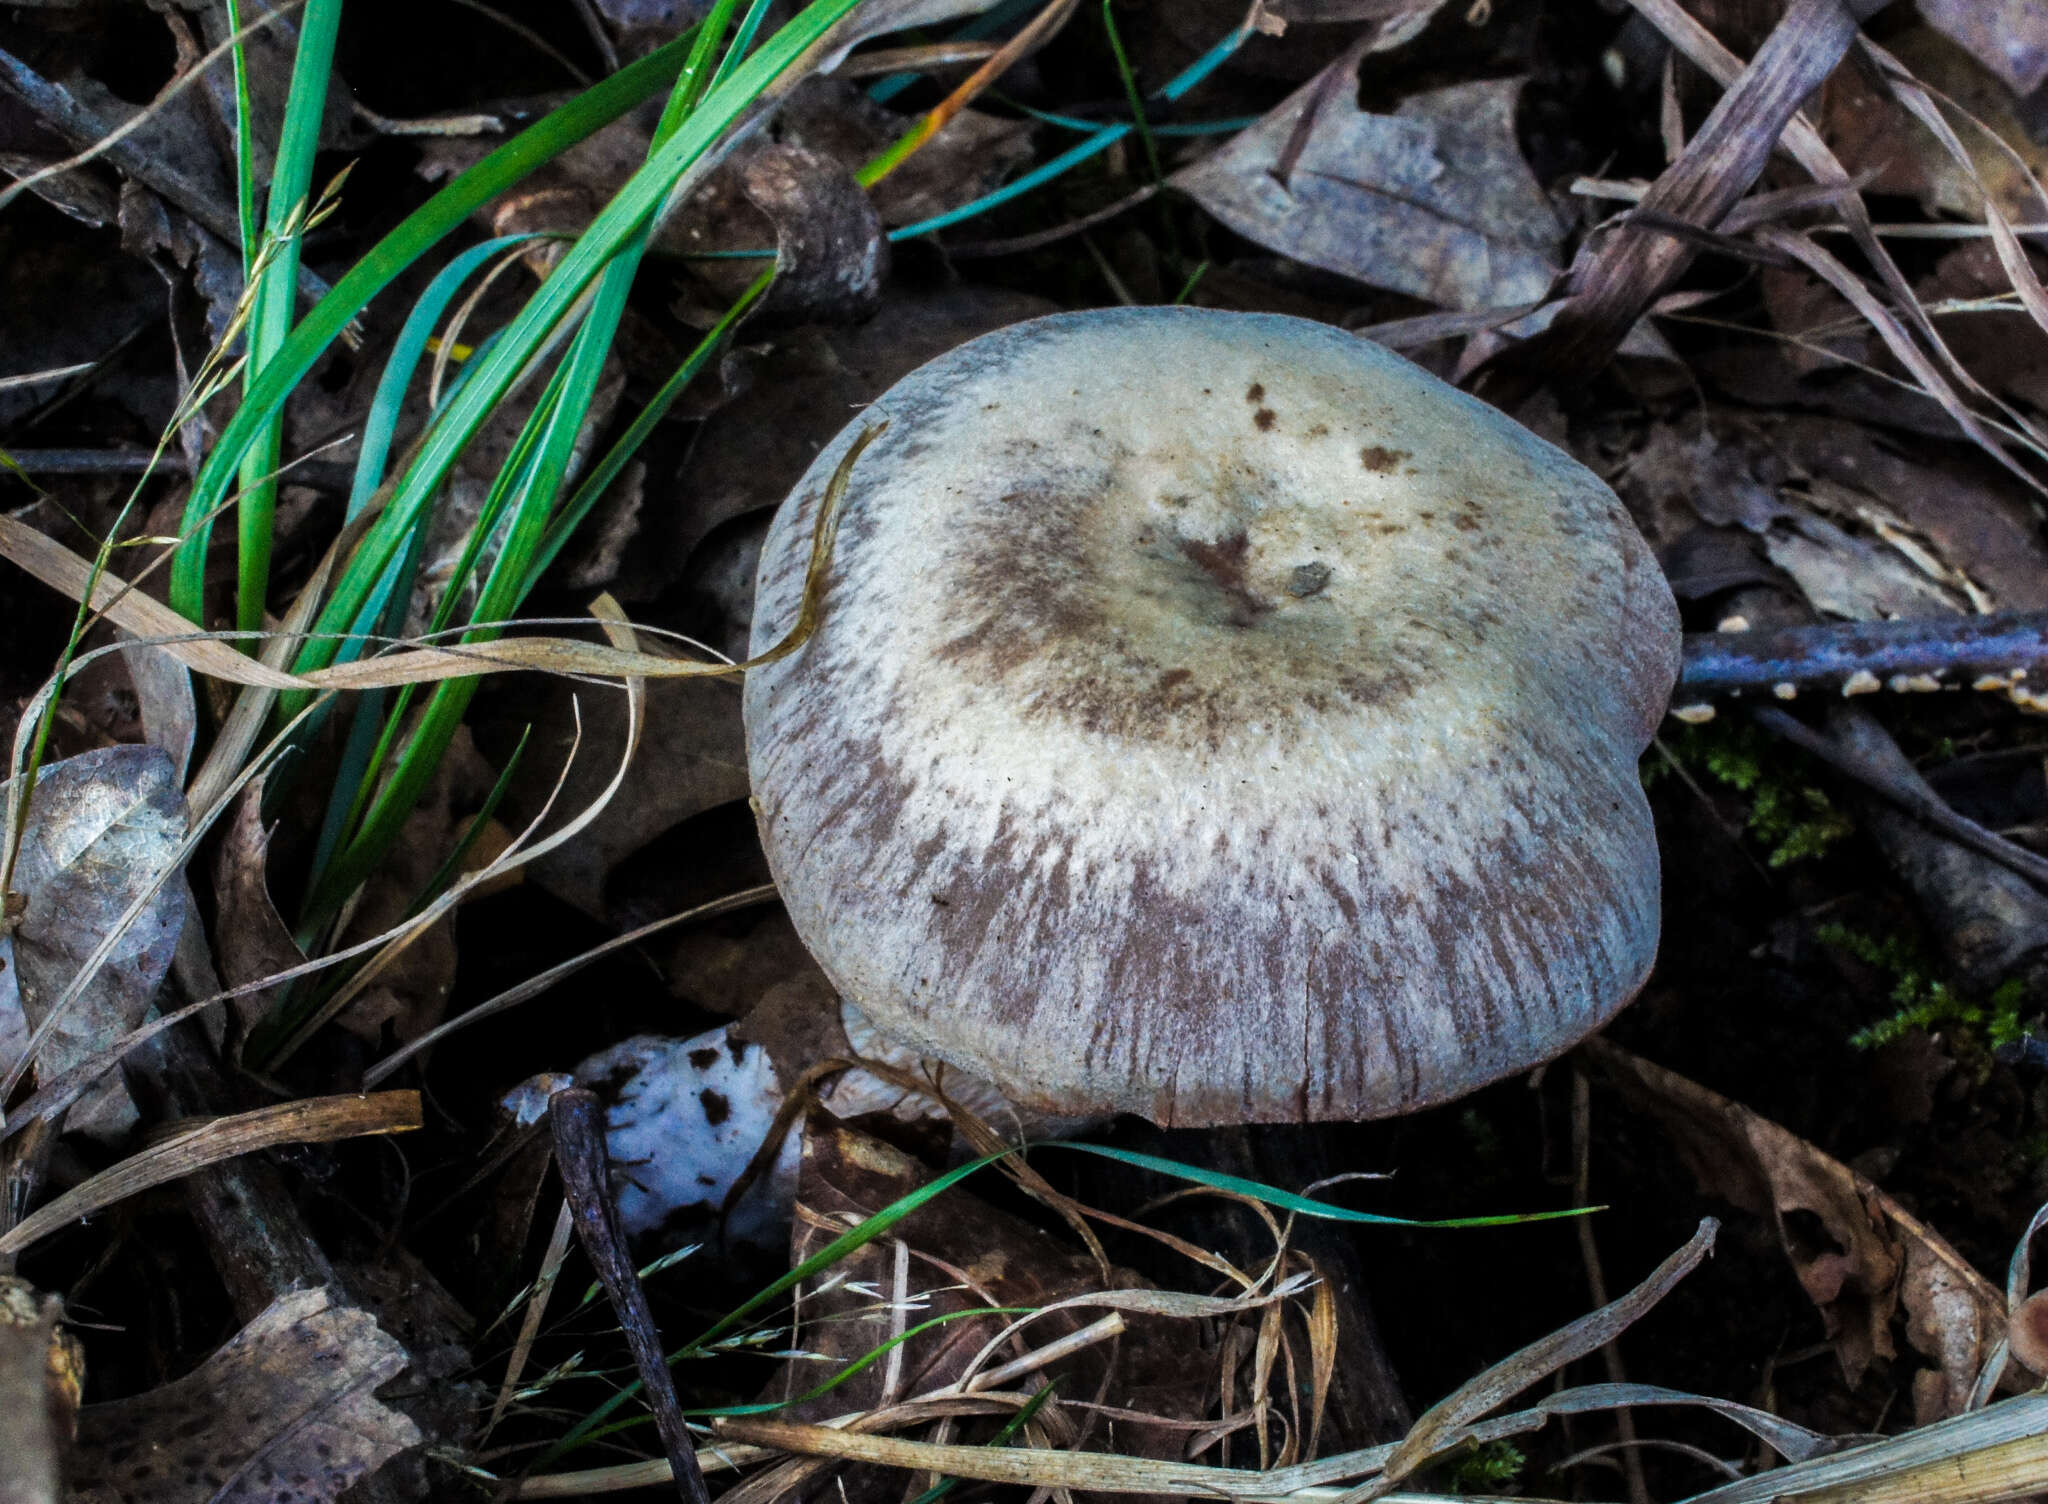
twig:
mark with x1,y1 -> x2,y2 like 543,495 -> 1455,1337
0,41 -> 334,312
1678,614 -> 2048,700
549,1087 -> 711,1504
1751,705 -> 2048,891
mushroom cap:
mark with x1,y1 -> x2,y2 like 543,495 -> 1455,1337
743,307 -> 1679,1127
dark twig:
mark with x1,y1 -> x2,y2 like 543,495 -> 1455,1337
549,1087 -> 710,1504
1678,613 -> 2048,699
1482,0 -> 1872,396
0,45 -> 334,312
945,182 -> 1159,259
1751,704 -> 2048,891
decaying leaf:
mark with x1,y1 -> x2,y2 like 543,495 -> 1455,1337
0,1276 -> 82,1504
484,677 -> 749,920
1821,26 -> 2048,225
1172,69 -> 1562,310
0,744 -> 186,1141
1917,0 -> 2048,98
739,141 -> 887,324
211,779 -> 307,1038
70,1286 -> 419,1504
1585,1038 -> 2004,1419
116,630 -> 196,784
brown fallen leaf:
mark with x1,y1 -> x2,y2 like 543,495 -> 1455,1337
0,744 -> 187,1142
1172,67 -> 1562,311
665,284 -> 1056,573
1584,1037 -> 2004,1421
1918,0 -> 2048,98
70,1286 -> 420,1504
0,1275 -> 82,1504
328,725 -> 496,1047
1821,26 -> 2048,225
211,779 -> 307,1040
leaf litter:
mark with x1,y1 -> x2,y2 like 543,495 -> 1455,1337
17,0 -> 2048,1500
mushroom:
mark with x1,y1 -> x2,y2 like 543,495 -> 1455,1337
743,307 -> 1680,1127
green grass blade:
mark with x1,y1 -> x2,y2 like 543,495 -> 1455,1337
167,29 -> 702,623
1040,1142 -> 1599,1228
539,1148 -> 1019,1465
274,0 -> 863,703
524,266 -> 771,591
236,0 -> 344,638
221,0 -> 259,275
348,233 -> 552,520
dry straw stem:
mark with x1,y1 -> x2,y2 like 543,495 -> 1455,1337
0,595 -> 638,1123
516,1223 -> 1752,1500
0,1091 -> 419,1256
1625,0 -> 2048,489
0,421 -> 879,698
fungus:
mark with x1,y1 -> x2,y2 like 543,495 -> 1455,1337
743,307 -> 1680,1127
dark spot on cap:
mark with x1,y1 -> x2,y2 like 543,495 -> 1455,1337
1245,382 -> 1265,403
700,1088 -> 730,1125
1360,445 -> 1409,473
1180,532 -> 1270,628
1288,563 -> 1332,598
688,1048 -> 719,1070
1253,408 -> 1277,431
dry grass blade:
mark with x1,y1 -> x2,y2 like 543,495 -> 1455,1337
363,885 -> 776,1087
1359,1217 -> 1719,1498
0,422 -> 883,701
1856,38 -> 2048,339
0,1091 -> 420,1256
706,1414 -> 1398,1499
1626,0 -> 2048,483
1507,0 -> 1866,382
258,598 -> 648,1067
1682,1392 -> 2048,1502
487,1200 -> 575,1440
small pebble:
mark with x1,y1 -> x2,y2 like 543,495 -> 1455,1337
1671,703 -> 1716,724
1842,670 -> 1880,696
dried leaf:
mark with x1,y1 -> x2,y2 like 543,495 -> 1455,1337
0,745 -> 186,1141
70,1286 -> 419,1504
1918,0 -> 2048,97
210,780 -> 306,1037
1585,1038 -> 2005,1412
1172,71 -> 1561,310
742,142 -> 887,324
116,630 -> 196,784
0,1276 -> 80,1504
0,1091 -> 421,1257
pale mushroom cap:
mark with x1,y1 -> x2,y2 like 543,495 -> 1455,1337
744,307 -> 1679,1127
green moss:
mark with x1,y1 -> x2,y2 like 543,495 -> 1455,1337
1445,1440 -> 1525,1493
1647,722 -> 1853,867
1820,924 -> 2029,1051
